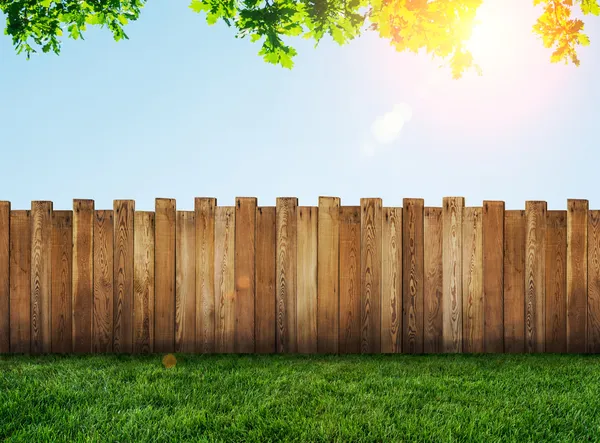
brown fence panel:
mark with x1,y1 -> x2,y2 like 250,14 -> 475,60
215,206 -> 235,353
113,200 -> 134,354
588,210 -> 600,353
361,198 -> 382,354
176,211 -> 195,353
73,200 -> 92,354
51,210 -> 72,354
339,206 -> 361,354
93,210 -> 113,353
133,211 -> 154,354
504,210 -> 526,353
155,199 -> 175,353
382,207 -> 401,354
546,210 -> 567,353
403,199 -> 424,354
276,198 -> 297,354
462,207 -> 483,353
297,206 -> 317,354
567,199 -> 587,353
256,206 -> 276,354
424,207 -> 443,353
443,197 -> 464,353
483,201 -> 504,353
0,202 -> 9,353
195,198 -> 216,354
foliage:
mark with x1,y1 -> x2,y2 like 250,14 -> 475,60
1,0 -> 599,78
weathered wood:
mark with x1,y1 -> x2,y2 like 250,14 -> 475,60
483,201 -> 504,353
297,206 -> 318,354
195,198 -> 216,353
462,207 -> 483,353
382,207 -> 401,353
215,206 -> 235,353
424,207 -> 443,354
339,206 -> 361,354
10,211 -> 31,353
0,202 -> 9,354
93,210 -> 113,353
588,210 -> 600,353
403,199 -> 424,354
361,198 -> 382,354
545,210 -> 567,353
155,198 -> 176,353
276,198 -> 297,353
317,197 -> 340,354
443,197 -> 464,353
176,211 -> 196,353
51,211 -> 72,354
113,200 -> 134,354
73,200 -> 93,354
133,211 -> 154,354
504,210 -> 526,353
566,199 -> 587,353
255,206 -> 276,354
235,197 -> 256,353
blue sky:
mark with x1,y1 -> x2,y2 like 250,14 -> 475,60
1,0 -> 599,211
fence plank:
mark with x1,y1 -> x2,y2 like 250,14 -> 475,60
215,206 -> 235,353
443,197 -> 464,353
361,198 -> 382,354
10,211 -> 31,353
462,207 -> 483,353
297,206 -> 317,354
195,198 -> 216,354
382,207 -> 402,353
0,202 -> 9,354
31,201 -> 52,354
545,211 -> 567,353
339,206 -> 361,354
276,198 -> 298,353
176,211 -> 196,353
73,200 -> 93,354
588,210 -> 600,353
235,197 -> 256,353
483,201 -> 504,353
567,199 -> 587,353
155,198 -> 176,353
424,207 -> 443,353
403,199 -> 424,354
93,210 -> 113,353
256,206 -> 276,354
318,197 -> 340,354
51,211 -> 72,354
133,211 -> 154,354
504,210 -> 526,353
113,200 -> 134,353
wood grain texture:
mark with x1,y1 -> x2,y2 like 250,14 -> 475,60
361,198 -> 382,354
133,211 -> 154,354
588,210 -> 600,353
443,197 -> 464,353
51,211 -> 72,354
235,197 -> 256,353
545,210 -> 567,353
525,201 -> 547,353
93,210 -> 113,353
255,206 -> 276,354
113,200 -> 134,354
297,206 -> 318,354
504,210 -> 526,354
154,198 -> 176,353
462,207 -> 483,353
424,207 -> 443,354
382,207 -> 402,354
215,206 -> 236,353
176,211 -> 196,353
317,197 -> 340,354
10,211 -> 31,353
483,201 -> 504,353
72,200 -> 93,354
276,198 -> 297,353
403,199 -> 424,354
566,199 -> 587,353
195,198 -> 216,353
31,201 -> 52,354
339,206 -> 361,354
0,202 -> 9,353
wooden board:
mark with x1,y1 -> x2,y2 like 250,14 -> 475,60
73,200 -> 93,354
297,206 -> 317,354
483,201 -> 504,353
276,198 -> 297,353
381,207 -> 401,354
195,198 -> 216,353
235,197 -> 256,353
361,198 -> 382,354
0,202 -> 9,353
113,200 -> 134,353
93,210 -> 113,353
215,206 -> 235,353
255,206 -> 276,353
424,207 -> 443,353
443,197 -> 464,353
525,201 -> 547,353
545,210 -> 567,353
403,199 -> 424,354
176,211 -> 196,353
462,207 -> 483,353
566,199 -> 587,353
51,211 -> 72,354
504,210 -> 526,353
154,198 -> 176,353
588,210 -> 600,353
31,201 -> 52,354
317,197 -> 340,354
133,211 -> 154,354
10,211 -> 31,353
339,206 -> 361,354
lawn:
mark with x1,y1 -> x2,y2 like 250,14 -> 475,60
1,353 -> 600,442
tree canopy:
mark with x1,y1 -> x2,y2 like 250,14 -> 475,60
2,0 -> 598,78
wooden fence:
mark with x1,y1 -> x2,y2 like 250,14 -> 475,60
0,197 -> 599,354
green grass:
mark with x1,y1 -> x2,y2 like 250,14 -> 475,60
1,354 -> 600,442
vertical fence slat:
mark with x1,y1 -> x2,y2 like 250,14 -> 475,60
256,206 -> 276,354
567,199 -> 587,353
403,199 -> 424,354
10,211 -> 30,353
235,197 -> 256,353
462,207 -> 483,353
318,197 -> 340,354
546,210 -> 567,353
297,206 -> 317,354
361,198 -> 382,354
276,198 -> 297,353
155,198 -> 176,353
51,211 -> 72,353
176,211 -> 196,353
443,197 -> 464,353
195,198 -> 216,354
424,207 -> 443,353
588,210 -> 600,353
31,201 -> 52,354
113,200 -> 134,354
73,200 -> 93,354
93,210 -> 114,353
504,210 -> 526,353
133,211 -> 154,354
382,207 -> 401,354
483,201 -> 504,353
215,206 -> 235,353
339,206 -> 361,354
0,202 -> 9,353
